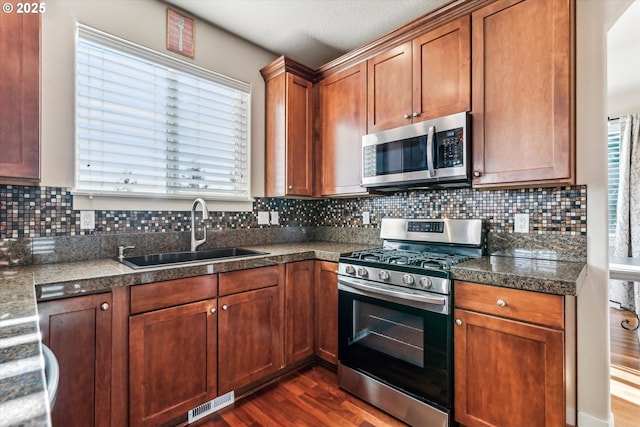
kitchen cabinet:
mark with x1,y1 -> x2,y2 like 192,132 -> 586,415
471,0 -> 574,188
318,63 -> 368,196
39,293 -> 113,427
218,265 -> 284,394
454,281 -> 565,427
261,57 -> 314,197
129,276 -> 218,427
285,260 -> 315,365
367,16 -> 470,132
0,12 -> 40,181
313,261 -> 338,364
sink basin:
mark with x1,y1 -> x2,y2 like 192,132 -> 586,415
120,247 -> 268,269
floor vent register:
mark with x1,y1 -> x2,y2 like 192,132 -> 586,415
188,391 -> 235,424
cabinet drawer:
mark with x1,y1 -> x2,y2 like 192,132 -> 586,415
130,275 -> 217,314
218,265 -> 282,296
454,281 -> 564,329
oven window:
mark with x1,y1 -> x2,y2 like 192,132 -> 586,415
351,301 -> 424,368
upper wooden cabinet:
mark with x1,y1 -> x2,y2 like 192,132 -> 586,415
261,57 -> 314,197
471,0 -> 574,188
318,62 -> 368,196
0,12 -> 40,181
367,16 -> 471,132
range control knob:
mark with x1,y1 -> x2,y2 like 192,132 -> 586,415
345,265 -> 356,275
402,274 -> 415,285
357,267 -> 369,278
419,277 -> 433,289
378,270 -> 390,281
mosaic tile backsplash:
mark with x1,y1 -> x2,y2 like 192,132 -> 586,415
1,184 -> 587,239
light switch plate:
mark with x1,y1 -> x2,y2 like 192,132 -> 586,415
362,211 -> 370,225
80,210 -> 95,230
514,213 -> 529,233
270,211 -> 279,225
257,211 -> 270,225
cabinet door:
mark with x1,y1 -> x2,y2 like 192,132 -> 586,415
0,12 -> 40,181
319,63 -> 368,196
454,308 -> 565,427
314,261 -> 338,364
285,260 -> 314,365
218,286 -> 282,393
367,42 -> 413,132
286,73 -> 314,196
39,293 -> 112,427
412,16 -> 470,121
471,0 -> 573,188
129,299 -> 217,427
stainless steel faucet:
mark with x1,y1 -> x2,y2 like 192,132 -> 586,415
190,198 -> 210,251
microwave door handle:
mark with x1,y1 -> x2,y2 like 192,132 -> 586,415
426,125 -> 436,177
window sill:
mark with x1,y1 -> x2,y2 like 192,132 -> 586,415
72,193 -> 254,212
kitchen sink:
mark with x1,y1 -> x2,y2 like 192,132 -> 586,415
120,247 -> 268,269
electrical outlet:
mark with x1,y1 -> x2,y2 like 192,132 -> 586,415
270,211 -> 279,225
362,211 -> 370,225
257,211 -> 270,225
80,210 -> 95,230
514,213 -> 529,233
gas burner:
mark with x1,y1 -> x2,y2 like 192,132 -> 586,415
344,249 -> 470,272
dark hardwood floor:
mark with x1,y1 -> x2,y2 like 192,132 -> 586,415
193,365 -> 407,427
610,307 -> 640,427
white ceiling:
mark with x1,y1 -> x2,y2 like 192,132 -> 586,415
163,0 -> 449,69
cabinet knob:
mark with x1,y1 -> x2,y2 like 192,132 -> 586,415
473,171 -> 481,177
403,113 -> 410,119
222,304 -> 229,311
455,319 -> 462,326
210,308 -> 217,314
412,112 -> 419,118
100,302 -> 110,311
497,299 -> 507,307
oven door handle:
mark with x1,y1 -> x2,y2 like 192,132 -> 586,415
338,277 -> 448,313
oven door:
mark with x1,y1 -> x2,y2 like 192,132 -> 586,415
338,276 -> 453,411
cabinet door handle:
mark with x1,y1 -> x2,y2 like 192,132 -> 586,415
288,185 -> 293,190
473,171 -> 481,177
497,299 -> 507,307
455,319 -> 462,326
412,112 -> 419,118
222,304 -> 229,311
403,113 -> 410,119
100,302 -> 110,311
210,308 -> 217,314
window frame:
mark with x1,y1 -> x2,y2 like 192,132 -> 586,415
73,24 -> 253,202
607,118 -> 621,245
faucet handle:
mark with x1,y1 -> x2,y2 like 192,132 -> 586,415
118,245 -> 135,261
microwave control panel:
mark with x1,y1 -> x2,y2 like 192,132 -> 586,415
436,127 -> 464,168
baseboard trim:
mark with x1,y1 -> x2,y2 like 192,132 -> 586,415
577,411 -> 614,427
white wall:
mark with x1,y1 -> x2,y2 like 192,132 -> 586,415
576,1 -> 634,426
40,0 -> 276,210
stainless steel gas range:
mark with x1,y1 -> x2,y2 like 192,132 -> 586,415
337,218 -> 485,427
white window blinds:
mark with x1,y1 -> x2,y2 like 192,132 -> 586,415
608,120 -> 621,235
75,25 -> 251,200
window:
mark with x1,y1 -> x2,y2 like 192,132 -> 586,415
608,120 -> 621,236
75,25 -> 251,200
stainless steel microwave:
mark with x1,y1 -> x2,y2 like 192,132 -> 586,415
362,111 -> 470,190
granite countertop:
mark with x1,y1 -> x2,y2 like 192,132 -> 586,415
0,241 -> 587,427
451,249 -> 587,296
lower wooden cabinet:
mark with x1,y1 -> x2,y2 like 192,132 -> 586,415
38,293 -> 113,427
454,281 -> 565,427
129,299 -> 217,427
285,260 -> 315,365
218,266 -> 284,394
314,261 -> 338,364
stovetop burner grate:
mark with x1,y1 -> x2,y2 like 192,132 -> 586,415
346,249 -> 470,271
